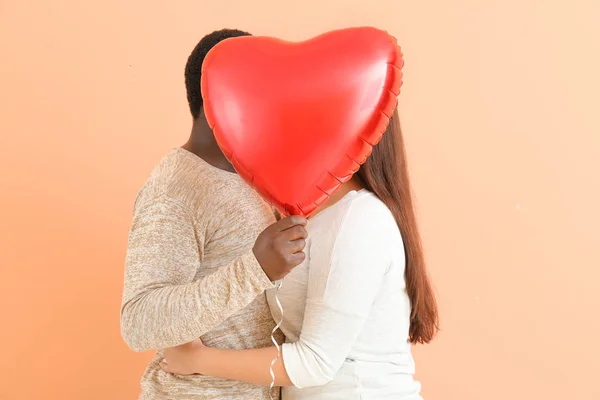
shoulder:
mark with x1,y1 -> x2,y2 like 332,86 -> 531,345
340,191 -> 400,243
133,150 -> 273,226
211,175 -> 276,228
330,191 -> 403,270
308,190 -> 402,267
310,190 -> 400,248
134,149 -> 265,208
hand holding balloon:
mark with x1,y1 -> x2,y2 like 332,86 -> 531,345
254,216 -> 308,281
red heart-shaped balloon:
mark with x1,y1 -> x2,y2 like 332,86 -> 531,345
202,27 -> 403,216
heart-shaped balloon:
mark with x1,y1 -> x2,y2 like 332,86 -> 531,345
202,27 -> 403,216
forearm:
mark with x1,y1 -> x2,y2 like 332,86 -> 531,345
197,346 -> 294,387
121,252 -> 273,352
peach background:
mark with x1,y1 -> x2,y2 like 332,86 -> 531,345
1,0 -> 599,399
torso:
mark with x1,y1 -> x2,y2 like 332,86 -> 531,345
139,148 -> 281,400
267,190 -> 422,400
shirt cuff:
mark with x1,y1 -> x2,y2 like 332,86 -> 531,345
281,342 -> 310,389
241,250 -> 276,291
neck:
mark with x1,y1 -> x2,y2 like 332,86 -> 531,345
182,116 -> 235,173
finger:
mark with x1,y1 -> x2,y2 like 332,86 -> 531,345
160,361 -> 172,373
282,225 -> 308,241
286,238 -> 306,253
275,215 -> 308,232
287,251 -> 306,266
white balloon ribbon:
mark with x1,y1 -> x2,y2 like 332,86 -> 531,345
269,280 -> 284,400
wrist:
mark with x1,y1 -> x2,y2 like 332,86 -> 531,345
247,250 -> 276,287
194,346 -> 216,375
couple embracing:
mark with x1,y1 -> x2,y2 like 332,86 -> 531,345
121,28 -> 438,400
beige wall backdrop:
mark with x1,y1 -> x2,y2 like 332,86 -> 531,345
1,0 -> 599,399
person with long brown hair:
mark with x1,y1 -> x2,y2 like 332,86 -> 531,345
159,109 -> 439,399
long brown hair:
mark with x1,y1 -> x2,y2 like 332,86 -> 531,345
357,109 -> 439,344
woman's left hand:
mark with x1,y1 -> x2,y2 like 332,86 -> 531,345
160,339 -> 206,375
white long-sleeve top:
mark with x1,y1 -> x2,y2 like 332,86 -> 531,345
267,189 -> 423,399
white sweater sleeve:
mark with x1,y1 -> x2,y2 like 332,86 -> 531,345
282,199 -> 393,388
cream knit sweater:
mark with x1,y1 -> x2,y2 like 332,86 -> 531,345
121,148 -> 282,399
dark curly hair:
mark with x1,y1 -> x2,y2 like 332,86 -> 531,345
185,29 -> 251,120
